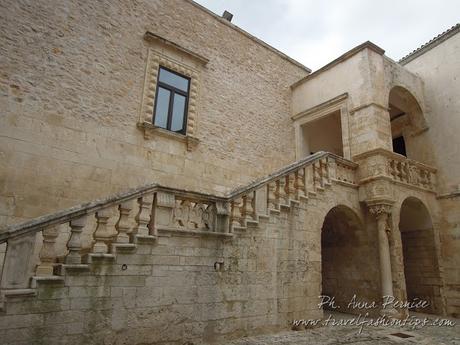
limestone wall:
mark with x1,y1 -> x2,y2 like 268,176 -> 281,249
0,0 -> 309,226
0,184 -> 362,345
403,32 -> 460,193
402,31 -> 460,317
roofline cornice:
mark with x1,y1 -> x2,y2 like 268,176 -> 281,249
290,41 -> 385,89
399,23 -> 460,65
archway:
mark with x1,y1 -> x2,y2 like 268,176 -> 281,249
321,205 -> 379,314
388,86 -> 427,159
399,197 -> 442,314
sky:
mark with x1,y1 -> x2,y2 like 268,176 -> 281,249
194,0 -> 459,71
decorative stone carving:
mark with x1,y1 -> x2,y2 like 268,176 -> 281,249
66,216 -> 87,264
133,194 -> 154,237
231,198 -> 243,229
138,48 -> 202,147
173,200 -> 215,230
115,201 -> 133,244
368,203 -> 392,219
267,182 -> 278,209
93,208 -> 111,254
36,225 -> 60,276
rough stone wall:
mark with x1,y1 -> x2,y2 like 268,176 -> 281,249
0,184 -> 360,345
0,0 -> 308,227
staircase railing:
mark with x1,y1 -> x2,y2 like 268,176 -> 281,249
0,151 -> 357,291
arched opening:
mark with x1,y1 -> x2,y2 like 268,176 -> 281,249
399,197 -> 442,314
388,86 -> 427,159
321,205 -> 379,314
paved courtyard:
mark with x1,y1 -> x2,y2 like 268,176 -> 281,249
223,312 -> 460,345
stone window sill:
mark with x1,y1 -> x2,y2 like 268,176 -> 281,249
137,121 -> 199,151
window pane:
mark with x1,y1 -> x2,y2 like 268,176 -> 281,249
159,68 -> 189,92
154,87 -> 170,129
171,94 -> 186,132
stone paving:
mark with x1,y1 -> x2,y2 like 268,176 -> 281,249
223,312 -> 460,345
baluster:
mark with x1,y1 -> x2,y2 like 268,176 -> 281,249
230,198 -> 243,229
396,161 -> 402,180
66,216 -> 87,264
286,174 -> 296,200
305,165 -> 314,192
295,168 -> 306,199
115,200 -> 133,243
267,181 -> 278,209
321,158 -> 328,185
243,192 -> 255,221
277,178 -> 287,204
92,208 -> 111,254
36,225 -> 59,275
316,161 -> 324,187
328,158 -> 337,181
133,194 -> 154,237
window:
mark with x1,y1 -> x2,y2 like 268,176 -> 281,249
153,67 -> 190,134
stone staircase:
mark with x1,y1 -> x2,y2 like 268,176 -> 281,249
0,151 -> 359,344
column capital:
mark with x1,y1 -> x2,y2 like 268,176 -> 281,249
366,199 -> 394,219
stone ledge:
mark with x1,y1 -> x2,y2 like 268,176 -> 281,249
137,121 -> 200,151
157,227 -> 233,238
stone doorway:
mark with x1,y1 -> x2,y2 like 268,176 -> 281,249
399,197 -> 443,314
321,205 -> 380,315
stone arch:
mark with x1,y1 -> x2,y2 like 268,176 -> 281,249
388,85 -> 428,159
321,204 -> 380,314
398,196 -> 443,314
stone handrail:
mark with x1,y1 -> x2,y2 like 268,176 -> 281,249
354,148 -> 437,192
0,151 -> 357,290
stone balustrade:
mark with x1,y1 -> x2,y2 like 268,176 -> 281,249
0,152 -> 358,292
387,155 -> 436,191
354,148 -> 437,192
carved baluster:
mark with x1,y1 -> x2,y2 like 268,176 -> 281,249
243,192 -> 255,221
320,157 -> 331,186
133,194 -> 154,237
36,225 -> 60,275
230,198 -> 243,229
305,165 -> 314,192
315,161 -> 323,187
277,178 -> 287,204
267,181 -> 278,209
115,200 -> 133,243
92,208 -> 111,254
66,216 -> 87,264
295,168 -> 306,199
328,158 -> 337,181
286,174 -> 296,200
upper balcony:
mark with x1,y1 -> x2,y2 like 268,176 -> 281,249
289,41 -> 437,196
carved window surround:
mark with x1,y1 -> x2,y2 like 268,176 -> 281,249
138,32 -> 208,151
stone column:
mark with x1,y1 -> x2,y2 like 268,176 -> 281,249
368,201 -> 398,317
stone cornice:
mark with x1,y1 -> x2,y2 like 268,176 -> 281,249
291,93 -> 348,121
291,41 -> 385,89
399,23 -> 460,65
349,102 -> 389,115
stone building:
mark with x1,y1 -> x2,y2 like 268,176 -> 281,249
0,0 -> 459,344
